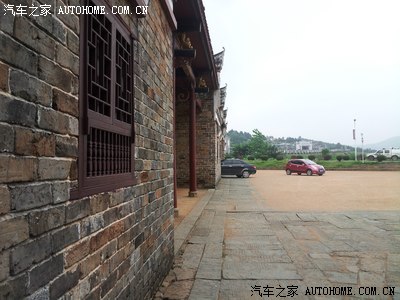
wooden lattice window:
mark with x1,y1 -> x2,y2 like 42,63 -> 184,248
72,0 -> 136,198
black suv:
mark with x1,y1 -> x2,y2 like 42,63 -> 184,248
221,159 -> 257,178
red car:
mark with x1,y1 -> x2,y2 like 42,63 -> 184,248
285,159 -> 325,176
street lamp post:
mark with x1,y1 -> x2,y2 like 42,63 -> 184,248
353,119 -> 357,161
361,133 -> 364,163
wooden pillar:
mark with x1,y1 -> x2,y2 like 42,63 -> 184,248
188,86 -> 197,197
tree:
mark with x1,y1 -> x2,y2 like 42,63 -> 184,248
321,149 -> 331,160
321,148 -> 330,156
231,143 -> 250,159
248,129 -> 268,159
246,129 -> 279,159
229,129 -> 278,159
227,130 -> 252,147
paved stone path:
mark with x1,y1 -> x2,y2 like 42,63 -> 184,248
155,178 -> 400,299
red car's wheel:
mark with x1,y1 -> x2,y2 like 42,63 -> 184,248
286,169 -> 292,175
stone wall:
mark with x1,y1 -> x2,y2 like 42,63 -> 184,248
196,95 -> 218,188
175,99 -> 189,186
175,93 -> 221,189
0,0 -> 175,299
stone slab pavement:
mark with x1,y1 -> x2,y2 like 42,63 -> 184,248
154,178 -> 400,300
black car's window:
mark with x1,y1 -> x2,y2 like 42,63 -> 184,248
222,159 -> 246,165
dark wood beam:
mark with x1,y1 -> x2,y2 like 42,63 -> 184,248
177,20 -> 202,32
195,87 -> 209,93
174,49 -> 196,59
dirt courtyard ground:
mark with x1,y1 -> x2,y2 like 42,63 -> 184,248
250,170 -> 400,211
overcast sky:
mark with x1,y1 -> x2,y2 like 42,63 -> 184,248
202,0 -> 400,146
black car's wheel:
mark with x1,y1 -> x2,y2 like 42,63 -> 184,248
306,169 -> 312,176
242,170 -> 250,178
286,169 -> 292,175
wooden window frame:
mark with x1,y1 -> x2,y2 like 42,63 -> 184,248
71,0 -> 137,199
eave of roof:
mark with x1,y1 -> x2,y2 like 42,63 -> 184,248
174,0 -> 219,90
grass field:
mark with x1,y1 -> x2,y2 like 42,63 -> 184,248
245,158 -> 400,171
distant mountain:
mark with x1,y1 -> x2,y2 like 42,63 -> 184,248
366,136 -> 400,150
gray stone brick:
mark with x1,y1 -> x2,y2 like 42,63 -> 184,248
11,234 -> 51,275
10,182 -> 52,211
0,31 -> 38,77
65,239 -> 90,268
55,43 -> 79,75
110,189 -> 124,207
51,223 -> 80,253
0,185 -> 11,215
38,157 -> 71,180
53,89 -> 78,117
0,0 -> 14,34
81,214 -> 105,237
68,115 -> 79,136
67,30 -> 79,55
84,288 -> 101,300
10,69 -> 52,106
49,266 -> 80,300
0,94 -> 37,127
28,254 -> 63,293
100,270 -> 117,298
14,127 -> 55,157
0,123 -> 13,153
0,155 -> 37,183
0,61 -> 8,92
52,181 -> 70,204
14,16 -> 56,60
65,197 -> 90,223
0,249 -> 9,282
55,134 -> 78,158
56,6 -> 79,34
29,206 -> 65,236
37,106 -> 70,134
0,273 -> 28,299
28,10 -> 67,45
38,56 -> 75,93
26,286 -> 49,300
103,206 -> 119,227
89,193 -> 110,214
0,217 -> 29,251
